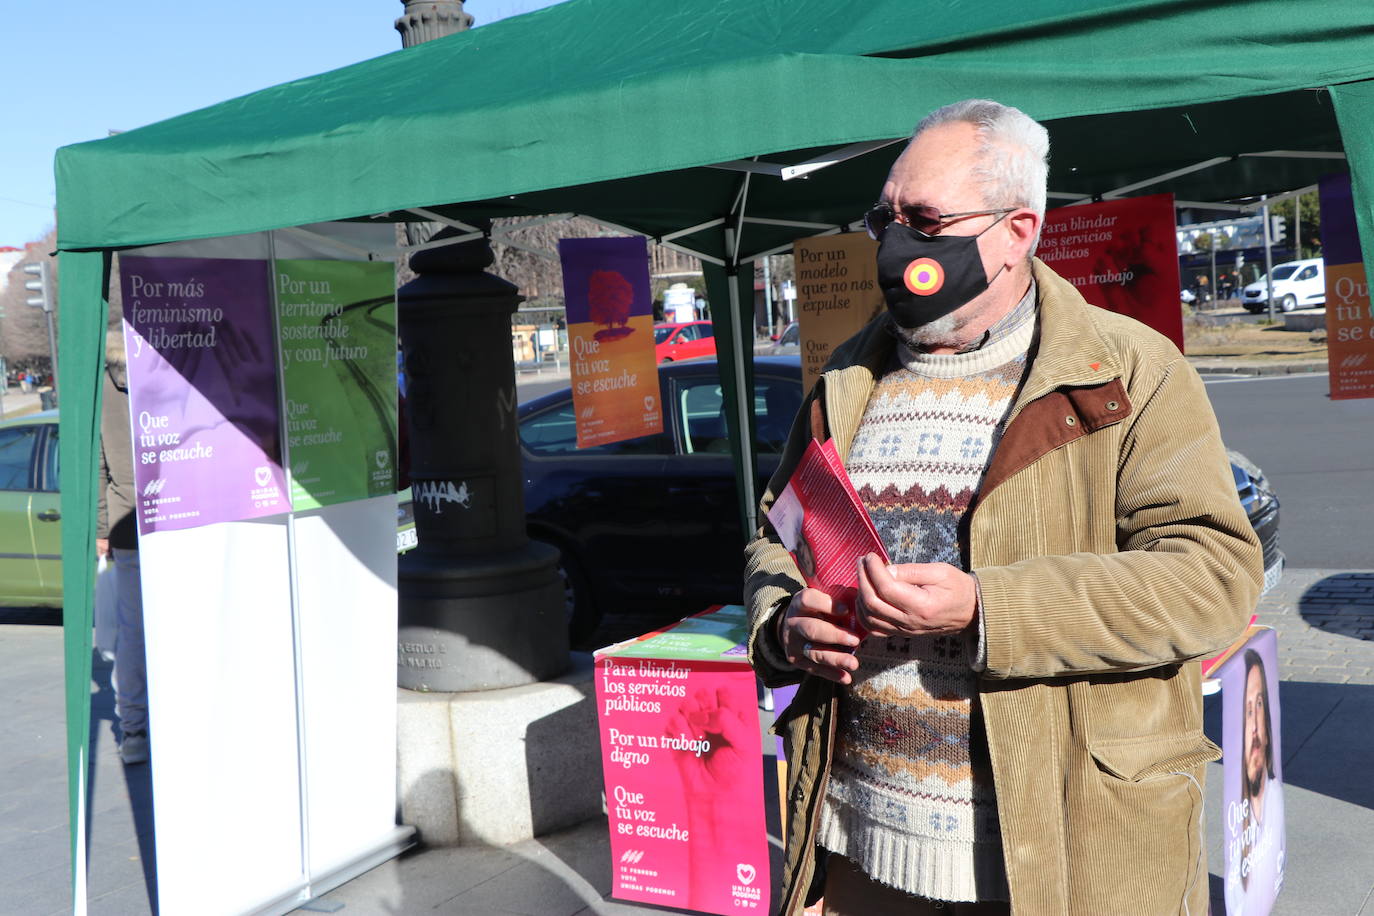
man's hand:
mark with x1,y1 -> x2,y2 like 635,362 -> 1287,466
96,538 -> 110,560
777,587 -> 862,685
855,554 -> 977,638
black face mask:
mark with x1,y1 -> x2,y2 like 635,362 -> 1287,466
876,218 -> 1006,328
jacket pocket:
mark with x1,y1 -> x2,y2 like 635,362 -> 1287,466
1089,732 -> 1221,782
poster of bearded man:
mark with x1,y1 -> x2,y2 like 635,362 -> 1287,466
1221,627 -> 1285,916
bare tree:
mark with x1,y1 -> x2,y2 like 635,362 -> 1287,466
0,230 -> 59,377
490,216 -> 605,307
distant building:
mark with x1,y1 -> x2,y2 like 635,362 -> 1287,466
0,247 -> 24,294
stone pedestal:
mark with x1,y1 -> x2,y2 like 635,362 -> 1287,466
396,652 -> 604,845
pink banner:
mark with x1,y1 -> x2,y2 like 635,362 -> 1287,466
1040,193 -> 1184,349
596,609 -> 769,915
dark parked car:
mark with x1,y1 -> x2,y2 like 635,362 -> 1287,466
518,356 -> 801,640
517,357 -> 1283,642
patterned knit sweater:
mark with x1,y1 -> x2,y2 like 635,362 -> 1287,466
815,288 -> 1037,903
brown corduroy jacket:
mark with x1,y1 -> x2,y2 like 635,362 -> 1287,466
745,259 -> 1263,916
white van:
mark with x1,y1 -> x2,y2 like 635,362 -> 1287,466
1241,258 -> 1325,313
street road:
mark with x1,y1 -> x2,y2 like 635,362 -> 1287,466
1205,373 -> 1374,569
520,363 -> 1370,570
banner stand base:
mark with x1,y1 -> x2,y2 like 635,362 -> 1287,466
254,825 -> 418,916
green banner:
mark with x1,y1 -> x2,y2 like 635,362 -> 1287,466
602,605 -> 751,661
276,259 -> 398,509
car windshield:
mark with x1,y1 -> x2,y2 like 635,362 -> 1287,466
1267,265 -> 1300,281
654,326 -> 676,344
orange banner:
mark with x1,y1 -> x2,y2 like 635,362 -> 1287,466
1319,175 -> 1374,400
1325,263 -> 1374,399
792,232 -> 884,392
559,238 -> 664,447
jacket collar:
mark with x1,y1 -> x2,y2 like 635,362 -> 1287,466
1014,258 -> 1123,409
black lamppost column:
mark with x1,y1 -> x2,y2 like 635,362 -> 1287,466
396,228 -> 569,690
395,0 -> 473,47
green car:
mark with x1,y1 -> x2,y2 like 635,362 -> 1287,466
0,410 -> 62,608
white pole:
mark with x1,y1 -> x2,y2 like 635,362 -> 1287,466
1294,195 -> 1302,259
1262,196 -> 1276,322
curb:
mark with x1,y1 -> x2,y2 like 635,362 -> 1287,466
1188,360 -> 1327,377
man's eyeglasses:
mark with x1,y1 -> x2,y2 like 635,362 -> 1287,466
863,202 -> 1016,240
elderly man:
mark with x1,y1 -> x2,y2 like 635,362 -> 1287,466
746,99 -> 1262,915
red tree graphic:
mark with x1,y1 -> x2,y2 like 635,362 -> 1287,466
588,269 -> 636,341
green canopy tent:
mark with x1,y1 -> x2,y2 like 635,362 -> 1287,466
54,0 -> 1374,907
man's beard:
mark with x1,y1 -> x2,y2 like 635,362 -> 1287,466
892,310 -> 966,350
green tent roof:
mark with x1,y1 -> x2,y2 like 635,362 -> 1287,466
55,0 -> 1374,253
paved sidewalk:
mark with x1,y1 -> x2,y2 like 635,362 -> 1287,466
325,567 -> 1374,915
4,567 -> 1371,915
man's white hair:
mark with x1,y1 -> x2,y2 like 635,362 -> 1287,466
915,99 -> 1050,241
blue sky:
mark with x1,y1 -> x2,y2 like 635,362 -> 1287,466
0,0 -> 567,247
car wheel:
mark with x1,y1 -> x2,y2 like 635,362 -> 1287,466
661,357 -> 673,363
1280,294 -> 1297,312
557,552 -> 602,646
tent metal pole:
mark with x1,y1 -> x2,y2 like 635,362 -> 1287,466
1239,184 -> 1320,211
711,138 -> 904,180
723,227 -> 757,536
723,159 -> 758,534
1083,157 -> 1231,202
576,215 -> 727,266
658,240 -> 725,267
662,218 -> 726,242
278,226 -> 378,260
404,207 -> 484,234
708,160 -> 784,177
493,212 -> 576,232
742,216 -> 839,230
1240,150 -> 1346,160
781,138 -> 904,180
486,235 -> 560,261
388,230 -> 486,257
732,172 -> 753,267
1173,199 -> 1249,212
741,228 -> 843,263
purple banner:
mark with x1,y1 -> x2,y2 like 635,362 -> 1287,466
558,236 -> 653,327
1318,174 -> 1361,266
1319,174 -> 1362,266
558,236 -> 662,449
121,256 -> 288,534
1220,628 -> 1285,916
